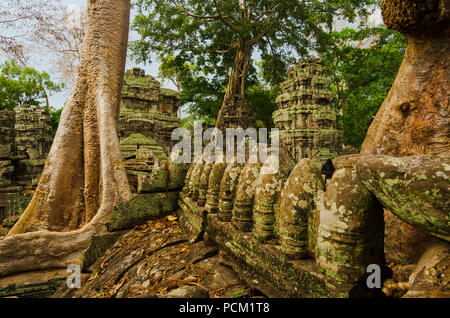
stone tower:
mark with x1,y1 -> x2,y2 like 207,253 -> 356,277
273,59 -> 340,166
118,67 -> 183,192
119,67 -> 181,151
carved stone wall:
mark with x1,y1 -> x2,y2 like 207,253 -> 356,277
119,67 -> 181,152
178,147 -> 448,297
13,105 -> 52,187
0,107 -> 51,223
118,67 -> 183,193
273,59 -> 341,166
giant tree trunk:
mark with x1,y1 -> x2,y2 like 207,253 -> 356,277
0,0 -> 132,277
215,39 -> 254,130
361,0 -> 449,264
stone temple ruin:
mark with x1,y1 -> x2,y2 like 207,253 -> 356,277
119,67 -> 180,150
274,59 -> 341,166
0,68 -> 183,224
119,67 -> 182,193
0,106 -> 52,223
177,58 -> 449,297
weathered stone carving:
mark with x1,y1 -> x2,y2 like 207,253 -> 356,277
190,163 -> 205,202
179,146 -> 448,296
218,162 -> 244,222
273,59 -> 340,166
0,110 -> 15,161
117,68 -> 184,194
13,105 -> 52,187
136,158 -> 188,194
204,155 -> 227,214
334,155 -> 450,243
119,67 -> 181,152
197,163 -> 213,206
253,147 -> 295,241
316,166 -> 385,283
279,158 -> 325,259
231,161 -> 262,232
0,107 -> 51,223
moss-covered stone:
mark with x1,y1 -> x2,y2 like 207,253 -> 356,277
137,159 -> 188,193
231,161 -> 262,232
279,158 -> 325,259
205,155 -> 228,214
206,214 -> 370,298
253,147 -> 295,241
197,163 -> 213,206
316,167 -> 385,283
108,192 -> 180,231
273,59 -> 341,166
218,162 -> 244,222
336,155 -> 450,242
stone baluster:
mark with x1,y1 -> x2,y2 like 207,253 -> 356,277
316,167 -> 384,283
231,161 -> 262,232
218,162 -> 244,222
279,158 -> 325,259
205,154 -> 227,214
181,163 -> 195,196
197,163 -> 213,206
190,163 -> 205,202
253,147 -> 295,241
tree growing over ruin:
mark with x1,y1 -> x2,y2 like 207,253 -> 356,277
131,0 -> 376,129
0,0 -> 132,277
361,0 -> 450,264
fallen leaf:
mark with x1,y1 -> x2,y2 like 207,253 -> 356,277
232,289 -> 246,296
167,215 -> 177,221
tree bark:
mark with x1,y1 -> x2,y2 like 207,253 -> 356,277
215,38 -> 254,130
361,0 -> 449,264
0,0 -> 132,277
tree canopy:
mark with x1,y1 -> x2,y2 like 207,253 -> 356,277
131,0 -> 377,128
0,59 -> 63,110
319,27 -> 406,147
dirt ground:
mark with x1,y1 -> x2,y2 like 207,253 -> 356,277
55,212 -> 264,298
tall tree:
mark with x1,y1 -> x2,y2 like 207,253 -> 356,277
361,0 -> 449,264
0,0 -> 132,277
131,0 -> 376,129
158,53 -> 277,127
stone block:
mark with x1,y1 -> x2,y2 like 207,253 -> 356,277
108,192 -> 180,231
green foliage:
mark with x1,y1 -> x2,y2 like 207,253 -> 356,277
131,0 -> 375,82
131,0 -> 376,126
49,107 -> 63,137
164,54 -> 277,127
246,82 -> 279,129
131,0 -> 404,145
318,27 -> 406,147
0,60 -> 63,110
